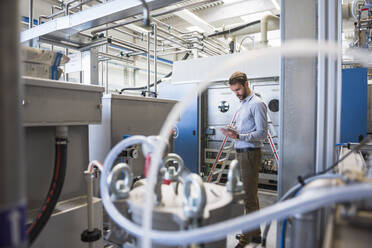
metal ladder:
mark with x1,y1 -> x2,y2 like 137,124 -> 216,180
211,143 -> 234,184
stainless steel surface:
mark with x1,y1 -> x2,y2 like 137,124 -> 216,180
147,31 -> 151,95
25,126 -> 90,209
23,77 -> 103,126
325,0 -> 340,171
172,52 -> 279,84
279,0 -> 317,196
154,23 -> 158,95
28,196 -> 103,248
89,94 -> 177,177
279,1 -> 318,245
20,0 -> 184,44
82,48 -> 99,85
290,179 -> 343,248
84,172 -> 94,232
126,183 -> 237,247
0,0 -> 25,247
29,0 -> 33,29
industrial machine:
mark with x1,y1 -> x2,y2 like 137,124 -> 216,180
89,94 -> 177,177
3,1 -> 372,248
23,76 -> 105,248
159,52 -> 280,187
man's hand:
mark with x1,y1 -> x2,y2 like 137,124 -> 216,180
220,126 -> 239,140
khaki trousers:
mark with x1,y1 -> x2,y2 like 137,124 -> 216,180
236,149 -> 262,243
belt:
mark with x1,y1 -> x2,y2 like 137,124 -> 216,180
236,147 -> 260,153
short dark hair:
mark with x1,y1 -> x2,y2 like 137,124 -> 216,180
229,71 -> 248,86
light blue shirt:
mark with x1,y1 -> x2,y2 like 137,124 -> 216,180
234,92 -> 268,149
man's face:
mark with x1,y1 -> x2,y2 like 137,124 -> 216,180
230,81 -> 249,100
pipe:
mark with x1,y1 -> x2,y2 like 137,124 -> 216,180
147,31 -> 151,96
91,0 -> 218,34
79,39 -> 108,52
0,0 -> 25,247
153,24 -> 158,96
290,178 -> 343,248
29,0 -> 33,29
119,52 -> 190,94
238,35 -> 255,52
111,37 -> 147,53
65,0 -> 81,15
27,126 -> 69,245
261,14 -> 280,46
84,171 -> 94,233
261,174 -> 346,246
29,0 -> 33,47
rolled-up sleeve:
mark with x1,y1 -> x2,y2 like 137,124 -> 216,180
239,102 -> 267,142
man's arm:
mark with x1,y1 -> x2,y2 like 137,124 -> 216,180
238,102 -> 268,142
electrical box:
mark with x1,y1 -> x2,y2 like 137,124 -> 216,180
341,68 -> 368,143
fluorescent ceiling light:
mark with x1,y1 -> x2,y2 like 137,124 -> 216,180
240,11 -> 272,23
186,25 -> 205,33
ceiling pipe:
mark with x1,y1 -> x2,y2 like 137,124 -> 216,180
261,14 -> 279,46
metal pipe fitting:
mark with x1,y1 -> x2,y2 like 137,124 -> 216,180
147,31 -> 151,96
107,163 -> 133,200
183,174 -> 207,220
153,23 -> 158,95
163,153 -> 185,181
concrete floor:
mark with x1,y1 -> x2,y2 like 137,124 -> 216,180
226,189 -> 278,248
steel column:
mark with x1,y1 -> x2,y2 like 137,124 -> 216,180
0,0 -> 26,247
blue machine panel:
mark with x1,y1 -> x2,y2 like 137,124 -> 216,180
341,68 -> 368,143
158,83 -> 199,173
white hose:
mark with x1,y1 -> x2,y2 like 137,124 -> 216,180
100,135 -> 150,237
101,180 -> 372,245
98,39 -> 372,247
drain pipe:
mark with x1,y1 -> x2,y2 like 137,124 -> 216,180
261,14 -> 279,47
29,0 -> 33,47
0,0 -> 26,247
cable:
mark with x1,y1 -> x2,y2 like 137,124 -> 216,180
27,137 -> 68,245
119,52 -> 190,94
280,219 -> 287,248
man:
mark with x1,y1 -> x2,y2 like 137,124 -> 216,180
221,71 -> 268,248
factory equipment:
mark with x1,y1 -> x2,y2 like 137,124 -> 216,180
23,77 -> 105,247
341,68 -> 368,143
96,135 -> 245,248
159,52 -> 280,186
89,94 -> 177,177
352,0 -> 372,49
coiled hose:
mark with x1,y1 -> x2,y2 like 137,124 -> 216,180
27,137 -> 68,245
